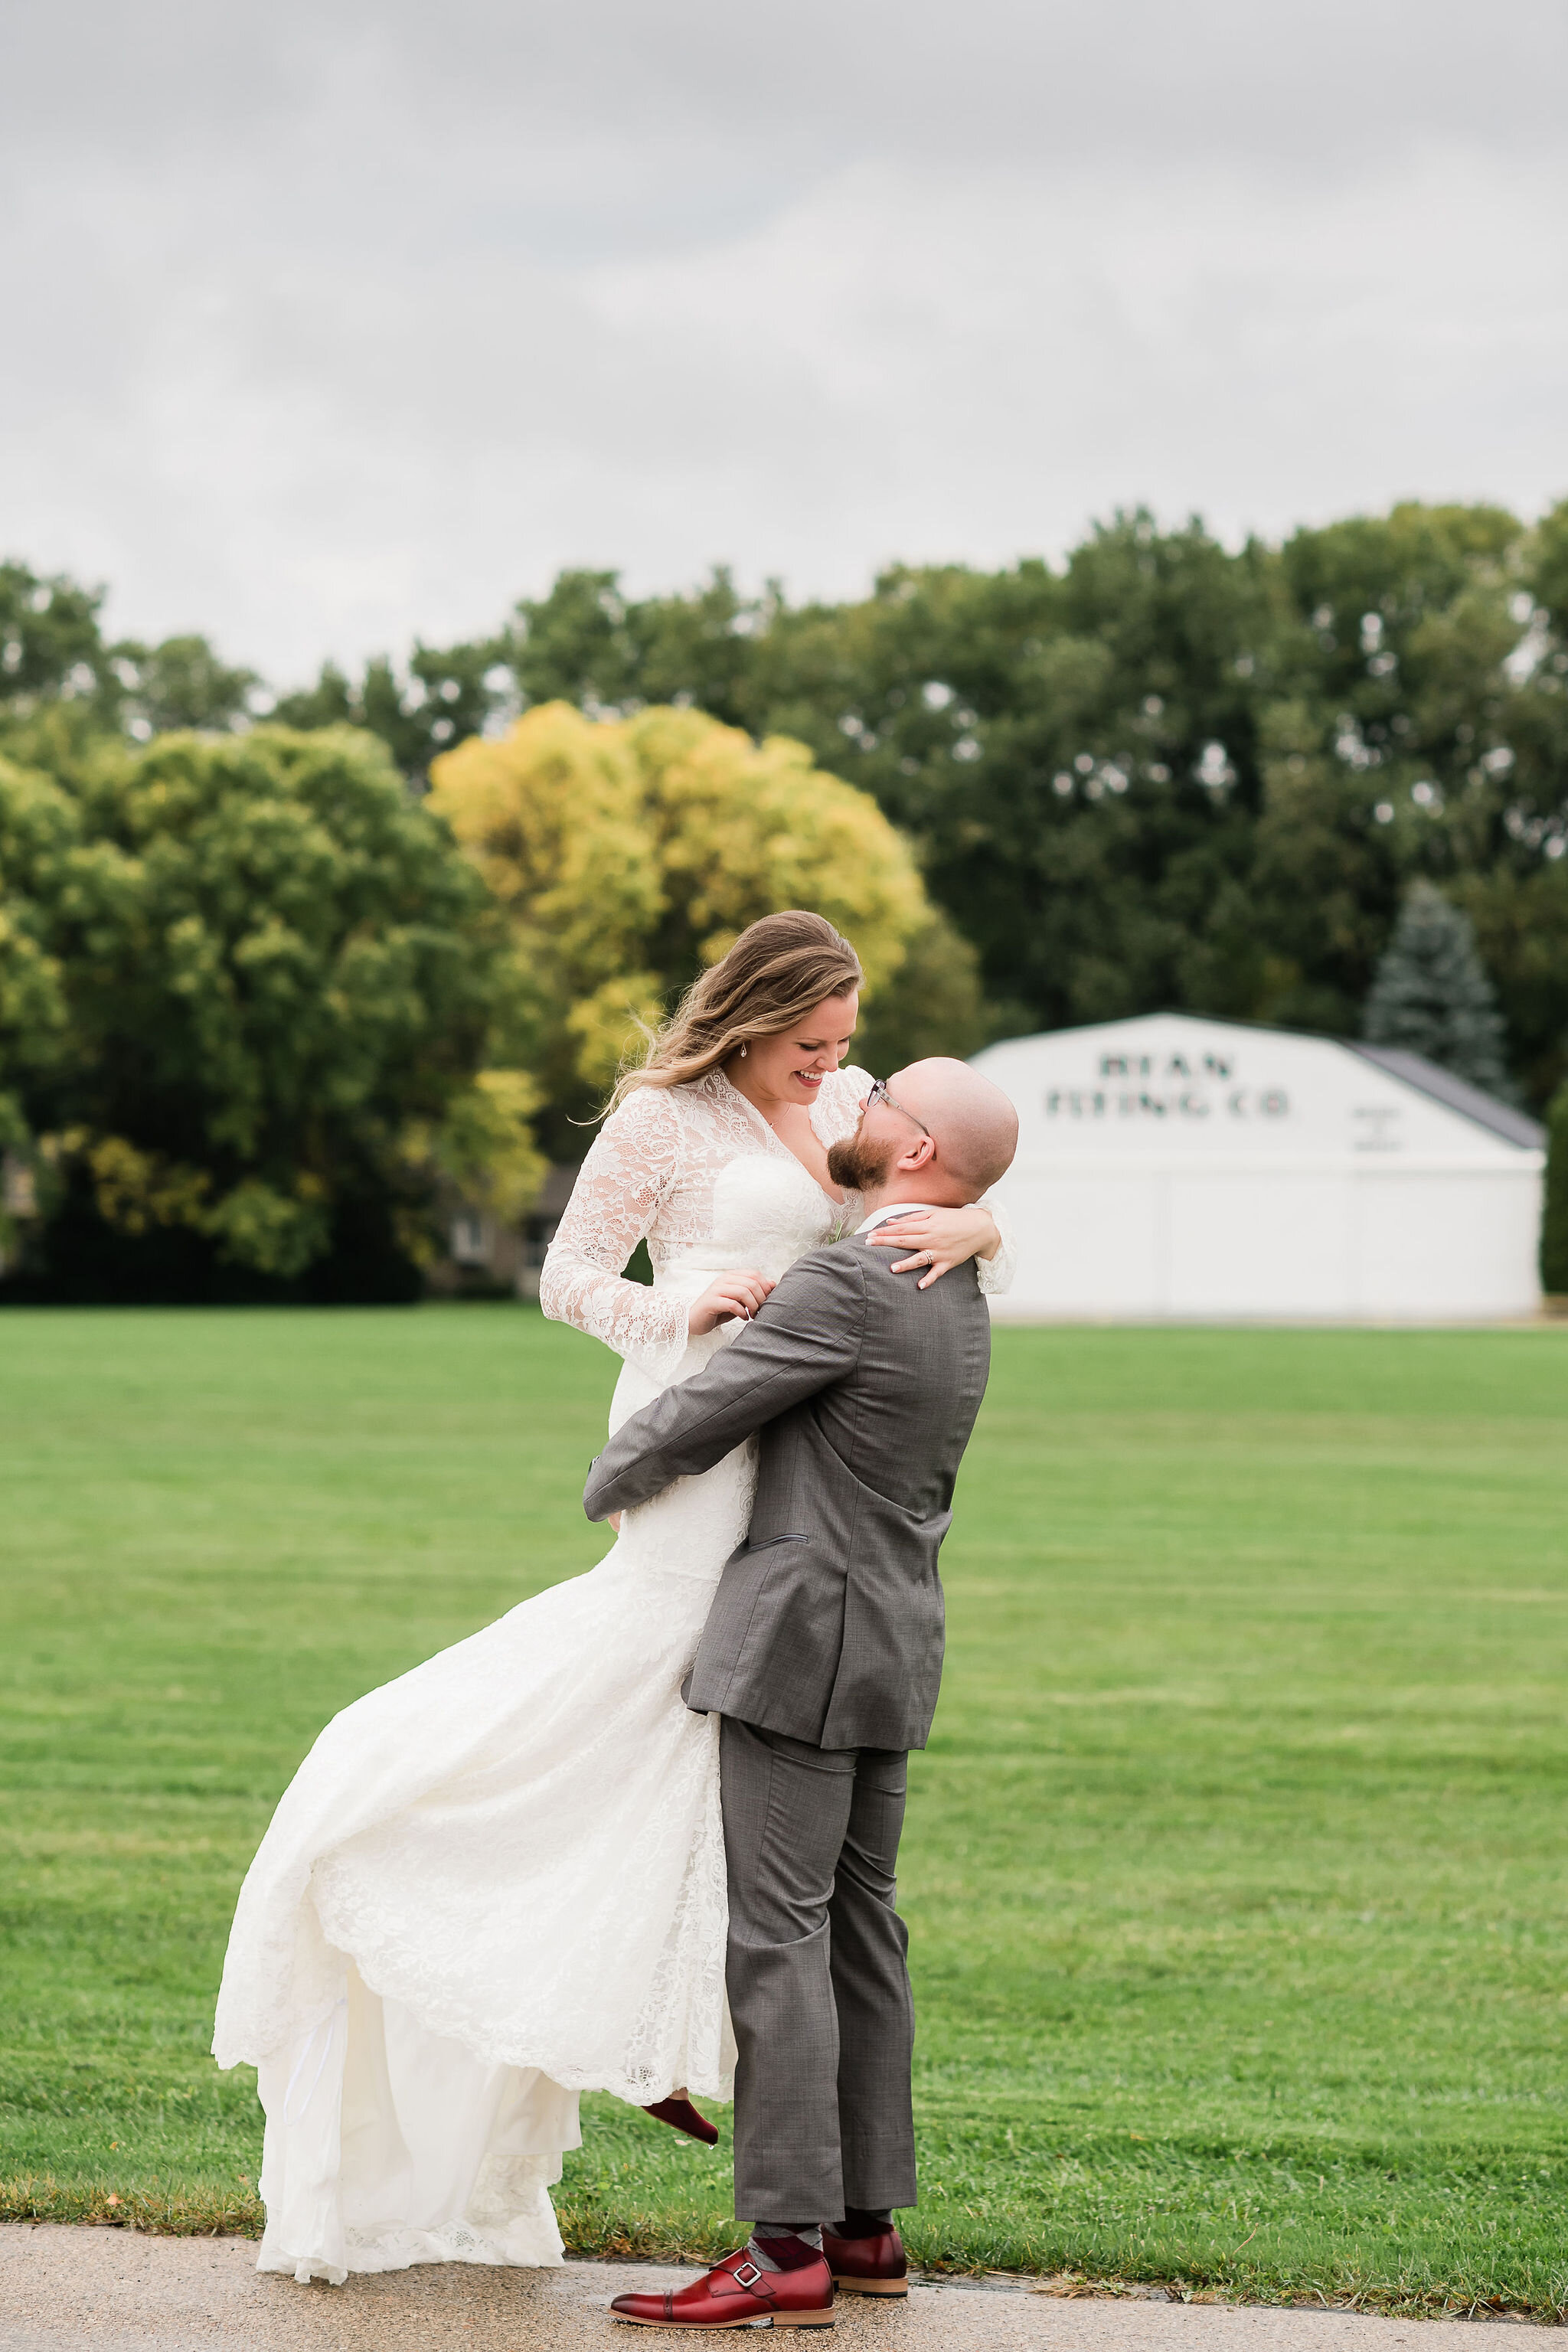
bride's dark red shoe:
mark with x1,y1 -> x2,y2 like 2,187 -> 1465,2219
641,2095 -> 719,2145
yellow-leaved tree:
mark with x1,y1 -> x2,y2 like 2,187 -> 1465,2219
428,702 -> 978,1153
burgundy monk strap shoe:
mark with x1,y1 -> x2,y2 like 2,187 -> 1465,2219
609,2246 -> 835,2328
820,2223 -> 909,2297
640,2096 -> 720,2146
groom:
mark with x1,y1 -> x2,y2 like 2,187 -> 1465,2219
583,1057 -> 1018,2330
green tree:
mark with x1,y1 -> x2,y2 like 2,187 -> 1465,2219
1451,861 -> 1568,1109
0,560 -> 109,713
1541,1083 -> 1568,1296
1455,497 -> 1568,1104
494,504 -> 1568,1095
1248,501 -> 1568,1060
852,909 -> 988,1073
0,727 -> 534,1300
274,640 -> 514,785
1362,882 -> 1510,1092
13,499 -> 1568,1111
507,570 -> 652,716
776,520 -> 1279,1037
505,524 -> 1281,1040
506,566 -> 781,731
112,635 -> 260,736
2,558 -> 264,745
0,756 -> 74,1266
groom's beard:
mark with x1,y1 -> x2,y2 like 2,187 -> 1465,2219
826,1126 -> 898,1194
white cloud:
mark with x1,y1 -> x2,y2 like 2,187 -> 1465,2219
3,0 -> 1566,678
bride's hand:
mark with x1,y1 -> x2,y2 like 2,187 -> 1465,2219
865,1205 -> 1001,1289
688,1269 -> 776,1334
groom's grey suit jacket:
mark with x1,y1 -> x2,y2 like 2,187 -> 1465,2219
582,1230 -> 991,1752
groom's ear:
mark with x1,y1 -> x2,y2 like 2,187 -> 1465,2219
898,1132 -> 937,1172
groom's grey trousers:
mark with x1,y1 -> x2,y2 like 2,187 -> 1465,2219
721,1717 -> 916,2221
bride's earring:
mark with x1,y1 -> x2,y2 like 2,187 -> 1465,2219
739,1043 -> 747,1058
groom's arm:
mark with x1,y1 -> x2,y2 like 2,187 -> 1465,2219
583,1246 -> 865,1521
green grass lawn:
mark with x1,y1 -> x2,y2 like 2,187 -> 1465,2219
3,1307 -> 1568,2311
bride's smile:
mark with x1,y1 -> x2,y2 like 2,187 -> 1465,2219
720,991 -> 860,1198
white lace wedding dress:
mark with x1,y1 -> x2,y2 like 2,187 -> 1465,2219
212,1064 -> 1012,2284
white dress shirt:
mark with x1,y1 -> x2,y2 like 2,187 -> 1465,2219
854,1202 -> 945,1237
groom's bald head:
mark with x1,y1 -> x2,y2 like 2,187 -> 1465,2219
828,1057 -> 1018,1205
892,1059 -> 1018,1198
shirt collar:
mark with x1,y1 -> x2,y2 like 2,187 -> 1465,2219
854,1202 -> 943,1236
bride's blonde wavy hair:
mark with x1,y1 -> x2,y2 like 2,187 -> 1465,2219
608,911 -> 863,1112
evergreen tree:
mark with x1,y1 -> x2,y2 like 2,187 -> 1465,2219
1362,884 -> 1511,1093
1541,1083 -> 1568,1296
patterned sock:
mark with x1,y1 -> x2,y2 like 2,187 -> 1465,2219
749,2223 -> 824,2271
837,2206 -> 893,2239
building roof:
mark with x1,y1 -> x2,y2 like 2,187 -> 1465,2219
1346,1044 -> 1545,1151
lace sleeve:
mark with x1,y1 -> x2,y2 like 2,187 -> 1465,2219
539,1088 -> 692,1381
976,1194 -> 1017,1297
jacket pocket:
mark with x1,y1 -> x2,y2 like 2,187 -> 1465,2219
746,1532 -> 810,1550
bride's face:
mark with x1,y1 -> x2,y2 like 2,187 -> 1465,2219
739,992 -> 860,1109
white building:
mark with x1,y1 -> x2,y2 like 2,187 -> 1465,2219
972,1013 -> 1546,1324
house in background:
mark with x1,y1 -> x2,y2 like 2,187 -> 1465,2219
430,1163 -> 581,1299
973,1013 -> 1545,1324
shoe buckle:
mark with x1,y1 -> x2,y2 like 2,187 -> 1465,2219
732,2260 -> 764,2290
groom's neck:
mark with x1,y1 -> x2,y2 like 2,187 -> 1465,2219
860,1174 -> 972,1217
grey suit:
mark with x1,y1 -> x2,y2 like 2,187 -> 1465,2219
583,1234 -> 991,1753
583,1230 -> 992,2221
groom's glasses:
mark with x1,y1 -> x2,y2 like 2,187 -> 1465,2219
866,1076 -> 932,1138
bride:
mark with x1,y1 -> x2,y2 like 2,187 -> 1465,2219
212,909 -> 1013,2284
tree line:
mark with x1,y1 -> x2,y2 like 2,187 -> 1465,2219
3,497 -> 1567,1298
0,686 -> 949,1299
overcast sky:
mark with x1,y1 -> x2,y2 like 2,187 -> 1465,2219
5,0 -> 1566,681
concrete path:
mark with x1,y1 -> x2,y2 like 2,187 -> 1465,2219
0,2226 -> 1531,2351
